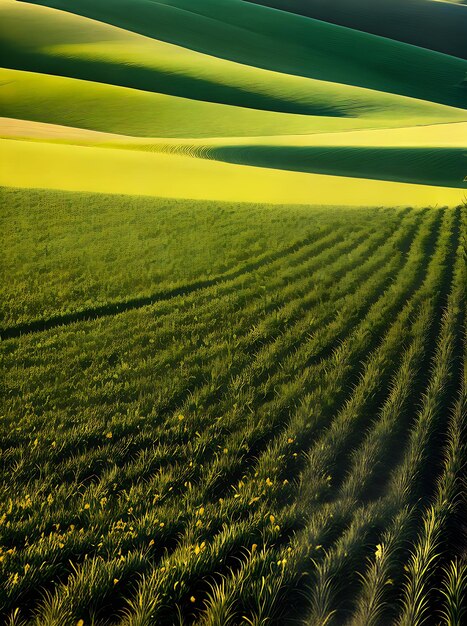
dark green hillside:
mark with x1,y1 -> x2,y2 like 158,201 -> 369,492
24,0 -> 467,110
245,0 -> 467,59
207,145 -> 467,189
5,2 -> 459,121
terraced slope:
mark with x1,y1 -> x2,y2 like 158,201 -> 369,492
1,190 -> 465,625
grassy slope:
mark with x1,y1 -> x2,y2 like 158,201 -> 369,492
0,0 -> 457,121
24,0 -> 467,110
1,137 -> 465,207
4,63 -> 466,138
205,145 -> 467,189
0,68 -> 360,138
4,119 -> 467,148
0,198 -> 464,624
1,0 -> 464,202
3,118 -> 467,190
244,0 -> 467,59
2,1 -> 464,127
2,187 -> 330,327
1,3 -> 466,620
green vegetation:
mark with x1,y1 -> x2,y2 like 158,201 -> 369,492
2,0 -> 466,201
1,188 -> 465,624
0,68 -> 335,139
0,188 -> 339,327
2,1 -> 458,121
5,135 -> 464,207
206,145 -> 467,188
2,1 -> 465,122
1,0 -> 466,622
245,0 -> 467,60
24,0 -> 467,110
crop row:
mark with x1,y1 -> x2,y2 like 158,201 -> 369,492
1,202 -> 464,625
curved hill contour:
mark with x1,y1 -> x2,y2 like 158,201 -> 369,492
245,0 -> 467,59
23,0 -> 467,110
1,0 -> 465,204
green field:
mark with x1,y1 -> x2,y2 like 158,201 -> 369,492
1,189 -> 466,625
1,0 -> 466,623
1,0 -> 467,204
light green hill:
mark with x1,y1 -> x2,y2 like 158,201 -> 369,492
25,0 -> 467,109
1,1 -> 463,124
2,135 -> 465,207
4,68 -> 466,139
0,68 -> 344,138
1,0 -> 465,205
2,115 -> 466,192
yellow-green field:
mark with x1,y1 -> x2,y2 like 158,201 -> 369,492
1,0 -> 466,204
1,1 -> 466,624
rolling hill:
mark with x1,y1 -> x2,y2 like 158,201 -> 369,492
3,0 -> 465,120
1,1 -> 467,624
1,0 -> 466,204
245,0 -> 467,59
22,0 -> 467,109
